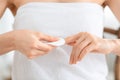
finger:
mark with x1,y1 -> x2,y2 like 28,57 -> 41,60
65,33 -> 82,44
36,32 -> 59,42
78,43 -> 94,61
67,42 -> 76,46
74,39 -> 91,64
67,34 -> 85,46
72,34 -> 88,63
70,36 -> 85,64
70,46 -> 77,64
36,41 -> 54,52
75,34 -> 86,46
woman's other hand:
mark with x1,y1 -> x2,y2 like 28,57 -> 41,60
66,32 -> 114,64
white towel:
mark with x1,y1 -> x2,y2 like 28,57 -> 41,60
13,2 -> 108,80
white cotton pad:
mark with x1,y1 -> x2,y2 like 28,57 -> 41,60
46,38 -> 65,46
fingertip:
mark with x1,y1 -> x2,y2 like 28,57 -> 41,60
65,37 -> 72,44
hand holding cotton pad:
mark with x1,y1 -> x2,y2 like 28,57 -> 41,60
46,38 -> 65,46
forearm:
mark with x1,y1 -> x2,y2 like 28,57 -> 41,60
107,39 -> 120,56
0,31 -> 15,55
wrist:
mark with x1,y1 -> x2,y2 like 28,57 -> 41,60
98,39 -> 115,54
110,39 -> 120,56
4,31 -> 16,51
107,39 -> 116,52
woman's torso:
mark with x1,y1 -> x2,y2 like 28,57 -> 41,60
12,2 -> 108,80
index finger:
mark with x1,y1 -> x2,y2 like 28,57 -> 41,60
65,33 -> 82,44
36,32 -> 59,42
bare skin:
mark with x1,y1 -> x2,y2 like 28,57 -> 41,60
66,32 -> 120,64
0,0 -> 120,63
0,30 -> 59,58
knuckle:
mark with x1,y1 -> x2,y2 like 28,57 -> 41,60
84,32 -> 89,35
78,32 -> 82,35
84,32 -> 88,34
36,32 -> 42,36
30,42 -> 37,49
84,32 -> 92,37
37,32 -> 42,35
25,51 -> 34,58
79,32 -> 85,35
27,51 -> 36,57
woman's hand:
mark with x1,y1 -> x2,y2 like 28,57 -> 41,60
12,30 -> 58,59
66,32 -> 114,64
